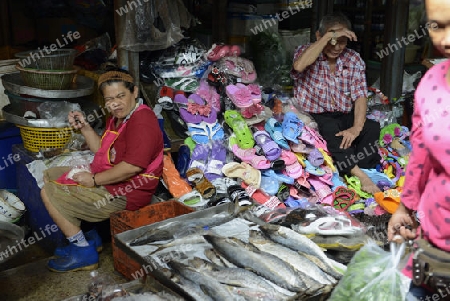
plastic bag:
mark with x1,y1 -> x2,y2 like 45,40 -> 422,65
66,156 -> 91,180
37,101 -> 81,127
119,0 -> 194,52
329,241 -> 409,301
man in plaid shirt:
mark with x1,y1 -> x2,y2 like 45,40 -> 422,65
291,12 -> 381,194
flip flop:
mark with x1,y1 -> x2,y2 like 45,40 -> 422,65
241,182 -> 285,209
228,185 -> 253,207
284,160 -> 303,179
280,149 -> 297,165
361,168 -> 394,189
186,167 -> 216,199
187,94 -> 218,123
205,141 -> 226,181
308,177 -> 333,202
307,148 -> 324,167
187,123 -> 210,144
178,191 -> 208,208
174,93 -> 203,124
265,118 -> 290,150
222,162 -> 261,188
294,216 -> 362,236
290,141 -> 315,154
253,130 -> 281,161
165,77 -> 200,92
332,186 -> 357,211
224,110 -> 255,149
176,144 -> 191,178
304,160 -> 325,176
162,154 -> 193,198
226,84 -> 253,108
261,169 -> 294,185
344,175 -> 373,199
373,188 -> 401,214
260,176 -> 280,196
282,112 -> 303,144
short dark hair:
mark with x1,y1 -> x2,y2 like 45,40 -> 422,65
318,12 -> 352,35
99,66 -> 135,96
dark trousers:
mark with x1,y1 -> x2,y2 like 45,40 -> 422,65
310,111 -> 381,175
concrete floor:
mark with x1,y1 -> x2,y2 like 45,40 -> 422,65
0,242 -> 129,301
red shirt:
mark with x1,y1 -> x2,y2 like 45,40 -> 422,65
290,44 -> 368,114
104,106 -> 163,210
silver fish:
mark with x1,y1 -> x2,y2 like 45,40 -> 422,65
189,257 -> 278,293
150,234 -> 207,254
249,230 -> 335,287
204,234 -> 308,293
204,248 -> 237,268
259,224 -> 343,280
130,213 -> 232,246
176,275 -> 215,301
168,260 -> 244,301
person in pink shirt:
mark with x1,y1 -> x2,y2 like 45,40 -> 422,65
388,0 -> 450,299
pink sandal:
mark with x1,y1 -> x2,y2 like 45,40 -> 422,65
226,84 -> 253,108
207,44 -> 230,61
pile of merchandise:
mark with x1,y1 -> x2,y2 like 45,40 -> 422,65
143,39 -> 412,250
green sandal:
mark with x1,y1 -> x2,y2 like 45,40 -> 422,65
344,175 -> 373,199
224,110 -> 255,149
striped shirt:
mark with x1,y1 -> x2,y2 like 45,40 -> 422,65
290,44 -> 368,113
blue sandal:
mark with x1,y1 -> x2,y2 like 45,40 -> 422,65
264,118 -> 290,150
282,112 -> 303,144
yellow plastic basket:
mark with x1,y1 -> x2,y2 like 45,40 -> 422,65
16,125 -> 74,152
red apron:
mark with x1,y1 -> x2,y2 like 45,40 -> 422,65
54,105 -> 161,188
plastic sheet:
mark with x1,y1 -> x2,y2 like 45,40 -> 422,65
119,0 -> 194,52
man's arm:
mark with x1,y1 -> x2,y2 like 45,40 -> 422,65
293,32 -> 333,73
335,97 -> 367,149
353,96 -> 367,132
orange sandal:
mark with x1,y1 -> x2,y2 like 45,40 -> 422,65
162,154 -> 192,198
186,167 -> 216,199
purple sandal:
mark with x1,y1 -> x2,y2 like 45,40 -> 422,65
307,148 -> 324,167
253,130 -> 281,161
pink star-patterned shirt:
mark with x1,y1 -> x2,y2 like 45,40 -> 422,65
402,59 -> 450,279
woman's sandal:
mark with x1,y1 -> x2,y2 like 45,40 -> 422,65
186,167 -> 216,199
344,175 -> 373,199
332,186 -> 357,211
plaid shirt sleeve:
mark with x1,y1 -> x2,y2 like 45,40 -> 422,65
290,44 -> 310,80
349,54 -> 368,102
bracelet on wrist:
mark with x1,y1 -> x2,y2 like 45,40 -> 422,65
93,173 -> 99,187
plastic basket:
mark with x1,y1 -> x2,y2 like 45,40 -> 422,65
16,64 -> 78,90
110,200 -> 194,279
16,125 -> 73,152
15,49 -> 76,70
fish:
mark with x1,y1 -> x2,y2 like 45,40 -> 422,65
229,286 -> 293,301
175,275 -> 215,301
189,257 -> 278,293
204,248 -> 237,268
249,230 -> 336,287
149,234 -> 208,254
203,234 -> 308,293
259,224 -> 343,280
130,213 -> 232,246
168,260 -> 245,301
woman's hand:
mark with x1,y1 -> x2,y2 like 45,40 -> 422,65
387,203 -> 418,243
68,111 -> 87,130
336,126 -> 361,149
72,171 -> 96,187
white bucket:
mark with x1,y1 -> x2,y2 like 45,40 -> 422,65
0,190 -> 25,222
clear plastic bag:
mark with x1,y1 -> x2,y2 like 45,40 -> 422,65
37,101 -> 81,127
66,156 -> 91,180
329,241 -> 409,301
119,0 -> 194,52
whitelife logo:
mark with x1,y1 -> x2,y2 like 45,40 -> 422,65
18,31 -> 81,68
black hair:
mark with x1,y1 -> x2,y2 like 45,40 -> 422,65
318,12 -> 352,35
